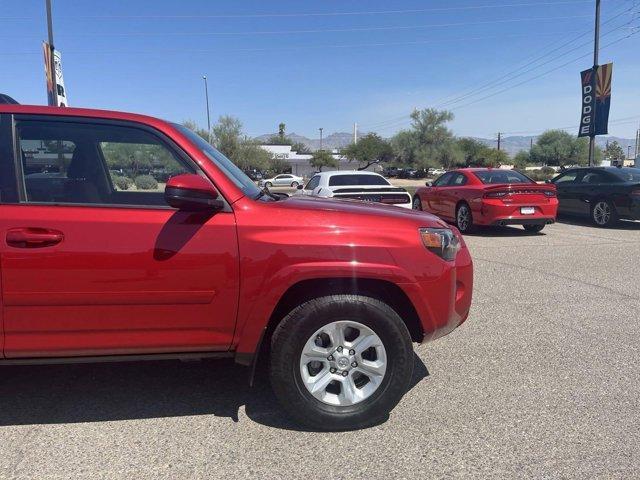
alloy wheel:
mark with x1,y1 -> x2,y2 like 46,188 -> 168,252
299,320 -> 387,406
593,201 -> 611,226
457,205 -> 471,232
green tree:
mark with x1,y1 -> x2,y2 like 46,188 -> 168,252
390,108 -> 462,169
483,148 -> 509,167
291,141 -> 311,154
513,150 -> 531,168
266,122 -> 292,145
457,137 -> 490,166
310,150 -> 338,172
267,157 -> 291,174
530,130 -> 601,167
212,115 -> 243,159
341,133 -> 393,170
604,140 -> 625,162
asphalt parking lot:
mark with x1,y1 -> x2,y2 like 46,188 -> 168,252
1,218 -> 639,479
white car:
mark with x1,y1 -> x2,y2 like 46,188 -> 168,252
300,171 -> 412,209
259,174 -> 304,188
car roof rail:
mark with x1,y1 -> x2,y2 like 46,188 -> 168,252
0,94 -> 19,104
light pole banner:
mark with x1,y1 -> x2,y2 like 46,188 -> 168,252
42,42 -> 69,107
578,63 -> 613,137
578,68 -> 596,137
595,62 -> 612,135
42,42 -> 55,106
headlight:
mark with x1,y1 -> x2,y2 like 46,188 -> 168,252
419,228 -> 461,261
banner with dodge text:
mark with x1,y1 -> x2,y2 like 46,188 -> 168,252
578,63 -> 613,137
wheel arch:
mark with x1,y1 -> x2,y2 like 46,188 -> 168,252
237,277 -> 423,383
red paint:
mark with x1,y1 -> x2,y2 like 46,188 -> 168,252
414,168 -> 558,227
0,105 -> 473,361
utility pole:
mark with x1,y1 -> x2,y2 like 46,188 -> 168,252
530,138 -> 533,150
588,0 -> 601,167
202,75 -> 211,143
628,145 -> 632,160
497,132 -> 501,151
45,0 -> 58,106
635,127 -> 639,159
319,127 -> 324,150
353,122 -> 358,144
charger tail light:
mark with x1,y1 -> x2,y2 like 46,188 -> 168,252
483,190 -> 508,199
631,189 -> 640,197
419,228 -> 461,261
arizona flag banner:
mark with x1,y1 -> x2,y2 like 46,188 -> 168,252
594,63 -> 612,135
578,63 -> 612,137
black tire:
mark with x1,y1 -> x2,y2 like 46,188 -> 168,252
270,295 -> 414,431
412,196 -> 422,210
591,199 -> 618,227
291,181 -> 299,187
523,224 -> 545,233
455,202 -> 475,233
265,182 -> 273,188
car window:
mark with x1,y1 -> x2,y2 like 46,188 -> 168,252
450,173 -> 467,186
610,168 -> 640,182
433,172 -> 454,187
16,120 -> 194,206
552,171 -> 579,184
305,175 -> 320,190
328,174 -> 389,187
473,170 -> 532,184
581,171 -> 612,184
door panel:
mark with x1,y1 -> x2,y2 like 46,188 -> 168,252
0,205 -> 239,358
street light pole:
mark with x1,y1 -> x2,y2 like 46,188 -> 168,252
45,0 -> 58,106
588,0 -> 601,167
203,76 -> 212,143
319,127 -> 324,150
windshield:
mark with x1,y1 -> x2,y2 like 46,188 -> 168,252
473,170 -> 533,184
328,174 -> 390,186
172,123 -> 261,198
611,167 -> 640,183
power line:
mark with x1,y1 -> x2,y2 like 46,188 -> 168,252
1,14 -> 595,38
0,30 -> 584,57
448,30 -> 639,112
360,2 -> 637,130
0,1 -> 605,20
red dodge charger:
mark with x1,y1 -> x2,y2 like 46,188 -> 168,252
413,168 -> 558,233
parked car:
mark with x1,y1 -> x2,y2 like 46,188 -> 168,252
0,104 -> 473,430
383,166 -> 402,178
259,173 -> 303,188
413,168 -> 558,233
430,168 -> 446,176
550,167 -> 640,227
300,170 -> 413,209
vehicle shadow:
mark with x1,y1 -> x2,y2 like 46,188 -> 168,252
556,214 -> 640,230
0,353 -> 429,432
464,225 -> 547,238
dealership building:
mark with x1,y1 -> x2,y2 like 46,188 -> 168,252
259,145 -> 379,178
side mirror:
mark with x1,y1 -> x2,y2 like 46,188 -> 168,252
425,181 -> 432,187
297,184 -> 304,190
164,174 -> 224,211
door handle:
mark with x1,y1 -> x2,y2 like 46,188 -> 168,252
6,227 -> 64,248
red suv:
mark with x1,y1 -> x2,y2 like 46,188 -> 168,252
0,105 -> 473,430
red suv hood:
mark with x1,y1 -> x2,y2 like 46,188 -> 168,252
279,195 -> 448,227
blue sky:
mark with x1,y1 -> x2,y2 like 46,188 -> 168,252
1,0 -> 638,140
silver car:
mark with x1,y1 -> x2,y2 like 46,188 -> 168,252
259,174 -> 304,188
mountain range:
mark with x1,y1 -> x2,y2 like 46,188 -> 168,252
254,132 -> 637,157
